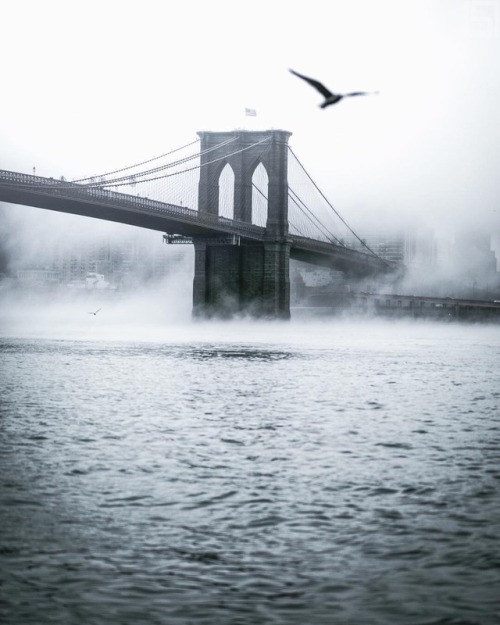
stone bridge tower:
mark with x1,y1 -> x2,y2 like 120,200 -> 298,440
193,129 -> 292,319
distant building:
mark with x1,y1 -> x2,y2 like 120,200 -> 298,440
85,272 -> 111,290
14,231 -> 184,290
16,268 -> 60,287
449,229 -> 499,297
346,226 -> 437,268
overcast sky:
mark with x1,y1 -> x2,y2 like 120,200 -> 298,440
1,0 -> 499,244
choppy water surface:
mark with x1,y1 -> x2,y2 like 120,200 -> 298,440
1,319 -> 500,625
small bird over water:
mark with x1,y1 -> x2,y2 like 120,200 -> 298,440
289,69 -> 378,109
88,308 -> 101,316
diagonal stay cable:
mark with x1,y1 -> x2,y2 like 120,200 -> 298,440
288,146 -> 381,258
81,137 -> 238,188
103,137 -> 272,188
1,137 -> 264,192
288,186 -> 345,245
14,138 -> 238,191
3,138 -> 238,191
252,180 -> 343,245
73,138 -> 201,183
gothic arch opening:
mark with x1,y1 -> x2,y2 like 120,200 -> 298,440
251,162 -> 268,227
218,163 -> 235,219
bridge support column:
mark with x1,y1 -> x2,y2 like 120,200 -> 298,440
192,238 -> 291,319
194,129 -> 292,320
262,240 -> 291,319
192,240 -> 209,318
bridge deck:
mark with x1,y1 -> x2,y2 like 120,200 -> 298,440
0,170 -> 400,277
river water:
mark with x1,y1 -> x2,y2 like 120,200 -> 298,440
1,308 -> 500,624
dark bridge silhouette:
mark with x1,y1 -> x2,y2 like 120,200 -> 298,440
0,129 -> 402,319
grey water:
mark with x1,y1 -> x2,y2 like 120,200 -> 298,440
1,317 -> 500,625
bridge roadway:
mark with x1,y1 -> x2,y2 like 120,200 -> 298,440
0,170 -> 399,278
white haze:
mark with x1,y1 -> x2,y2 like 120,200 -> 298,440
0,247 -> 195,339
1,0 -> 499,318
2,284 -> 500,347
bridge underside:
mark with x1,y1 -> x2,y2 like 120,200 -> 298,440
0,187 -> 237,239
290,247 -> 397,279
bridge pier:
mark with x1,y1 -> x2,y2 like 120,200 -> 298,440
192,238 -> 291,319
193,129 -> 292,320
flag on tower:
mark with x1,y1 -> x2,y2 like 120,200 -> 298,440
245,107 -> 257,117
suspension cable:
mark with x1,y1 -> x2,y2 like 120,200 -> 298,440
12,137 -> 239,191
72,138 -> 202,183
288,186 -> 345,245
288,146 -> 381,258
103,136 -> 272,188
1,136 -> 263,192
252,180 -> 344,245
80,137 -> 239,188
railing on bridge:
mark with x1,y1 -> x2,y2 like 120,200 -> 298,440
0,168 -> 399,276
0,169 -> 266,240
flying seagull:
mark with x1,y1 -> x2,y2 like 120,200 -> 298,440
289,69 -> 378,109
88,308 -> 101,316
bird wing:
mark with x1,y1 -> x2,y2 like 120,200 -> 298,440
345,91 -> 378,97
95,308 -> 101,314
289,69 -> 334,99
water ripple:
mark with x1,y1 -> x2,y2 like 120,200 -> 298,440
1,326 -> 500,624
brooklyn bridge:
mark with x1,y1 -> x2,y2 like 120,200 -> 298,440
0,129 -> 402,319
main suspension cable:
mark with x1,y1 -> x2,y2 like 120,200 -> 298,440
81,137 -> 238,188
288,186 -> 345,245
103,137 -> 272,188
252,179 -> 344,245
288,146 -> 381,258
73,138 -> 201,183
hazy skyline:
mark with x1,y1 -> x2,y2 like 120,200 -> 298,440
1,0 -> 499,249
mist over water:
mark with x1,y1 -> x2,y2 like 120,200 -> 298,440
2,272 -> 500,625
0,273 -> 194,341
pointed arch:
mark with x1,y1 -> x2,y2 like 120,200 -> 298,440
197,129 -> 291,237
251,162 -> 269,227
218,162 -> 235,219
